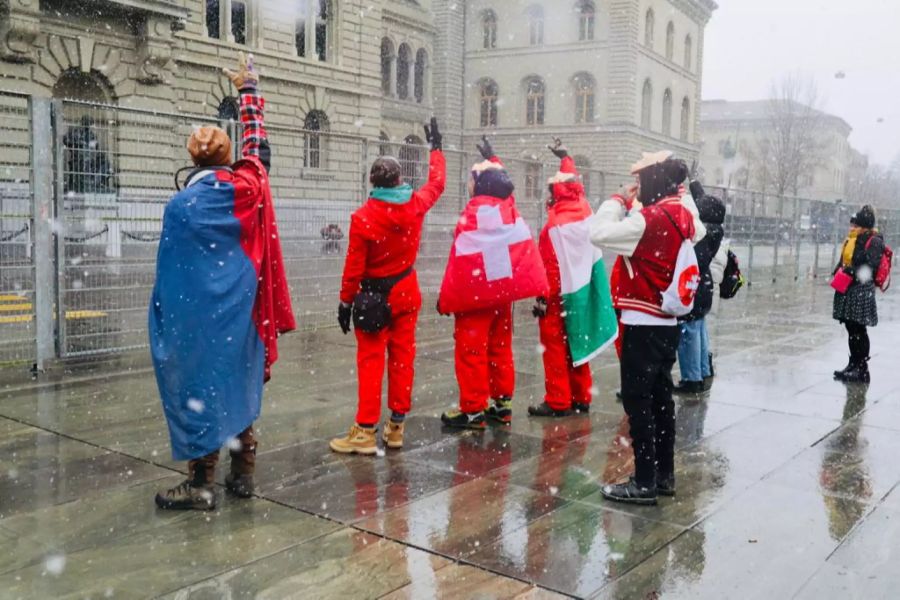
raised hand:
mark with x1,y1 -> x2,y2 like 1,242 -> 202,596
423,117 -> 442,151
476,135 -> 494,160
223,51 -> 259,90
548,137 -> 568,159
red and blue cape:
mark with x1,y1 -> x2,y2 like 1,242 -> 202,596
149,89 -> 295,461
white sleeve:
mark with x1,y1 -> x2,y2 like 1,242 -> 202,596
710,240 -> 729,284
589,199 -> 646,257
681,193 -> 707,243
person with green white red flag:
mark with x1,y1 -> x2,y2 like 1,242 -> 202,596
529,138 -> 618,417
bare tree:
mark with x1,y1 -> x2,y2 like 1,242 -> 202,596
749,74 -> 828,197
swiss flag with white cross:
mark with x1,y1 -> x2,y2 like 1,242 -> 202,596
439,195 -> 549,314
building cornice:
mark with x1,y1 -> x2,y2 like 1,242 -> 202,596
382,7 -> 437,35
668,0 -> 718,24
466,40 -> 610,60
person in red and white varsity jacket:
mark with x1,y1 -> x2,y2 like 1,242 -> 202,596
589,151 -> 703,506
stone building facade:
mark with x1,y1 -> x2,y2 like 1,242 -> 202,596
458,0 -> 716,200
698,99 -> 855,202
0,0 -> 715,198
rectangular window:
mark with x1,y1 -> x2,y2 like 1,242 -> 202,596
206,0 -> 220,38
232,0 -> 247,45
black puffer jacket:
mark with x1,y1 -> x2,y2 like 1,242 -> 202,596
682,182 -> 725,322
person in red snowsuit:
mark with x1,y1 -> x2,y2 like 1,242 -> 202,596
440,138 -> 519,429
330,119 -> 446,455
529,140 -> 594,417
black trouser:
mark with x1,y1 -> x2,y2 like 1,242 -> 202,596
620,324 -> 681,489
845,322 -> 869,363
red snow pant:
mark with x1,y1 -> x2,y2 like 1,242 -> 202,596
539,299 -> 593,411
454,305 -> 515,413
354,275 -> 421,425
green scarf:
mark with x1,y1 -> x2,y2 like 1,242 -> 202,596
370,184 -> 413,204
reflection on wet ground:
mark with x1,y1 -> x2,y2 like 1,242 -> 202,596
3,283 -> 900,598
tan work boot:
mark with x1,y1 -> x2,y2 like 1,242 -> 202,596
383,421 -> 405,449
330,424 -> 377,455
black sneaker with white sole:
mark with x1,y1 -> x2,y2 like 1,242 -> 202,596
441,409 -> 487,430
600,478 -> 658,506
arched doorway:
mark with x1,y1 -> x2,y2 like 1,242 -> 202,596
53,69 -> 117,195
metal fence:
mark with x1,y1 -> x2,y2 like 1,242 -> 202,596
0,92 -> 34,365
1,93 -> 897,369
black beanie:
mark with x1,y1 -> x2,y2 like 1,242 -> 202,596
850,205 -> 875,229
473,167 -> 515,199
638,159 -> 688,205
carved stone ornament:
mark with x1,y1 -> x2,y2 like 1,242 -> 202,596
0,0 -> 40,63
136,15 -> 174,85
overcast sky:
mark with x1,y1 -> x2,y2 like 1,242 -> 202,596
703,0 -> 900,167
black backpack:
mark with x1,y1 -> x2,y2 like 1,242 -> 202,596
719,250 -> 746,299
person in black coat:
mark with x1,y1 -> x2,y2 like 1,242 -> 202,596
833,205 -> 884,383
675,180 -> 725,394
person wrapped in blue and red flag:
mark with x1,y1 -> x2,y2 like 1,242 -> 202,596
438,137 -> 549,429
150,53 -> 295,510
330,119 -> 446,455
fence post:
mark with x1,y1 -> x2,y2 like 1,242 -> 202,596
748,192 -> 756,285
30,97 -> 56,372
793,197 -> 801,281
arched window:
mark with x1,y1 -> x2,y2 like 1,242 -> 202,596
54,69 -> 117,195
380,38 -> 395,96
662,88 -> 673,136
574,155 -> 592,199
481,10 -> 498,49
578,1 -> 595,41
414,48 -> 428,104
217,97 -> 239,121
304,110 -> 329,169
397,44 -> 411,100
665,21 -> 675,61
684,34 -> 693,71
680,97 -> 691,141
525,77 -> 545,126
528,5 -> 544,45
644,8 -> 655,48
573,72 -> 595,124
641,79 -> 652,129
296,0 -> 332,61
399,134 -> 424,187
479,79 -> 499,127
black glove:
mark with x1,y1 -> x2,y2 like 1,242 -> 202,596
436,298 -> 449,317
424,117 -> 442,151
532,297 -> 548,319
548,137 -> 568,159
476,135 -> 494,160
338,302 -> 352,334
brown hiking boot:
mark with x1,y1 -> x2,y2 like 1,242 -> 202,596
155,455 -> 218,511
330,424 -> 377,455
225,426 -> 257,498
383,421 -> 405,449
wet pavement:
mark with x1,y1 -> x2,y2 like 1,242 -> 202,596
2,281 -> 900,599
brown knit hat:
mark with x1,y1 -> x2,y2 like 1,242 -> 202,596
187,126 -> 232,167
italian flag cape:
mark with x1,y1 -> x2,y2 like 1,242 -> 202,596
547,201 -> 618,366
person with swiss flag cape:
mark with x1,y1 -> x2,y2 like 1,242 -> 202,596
438,137 -> 549,429
529,139 -> 618,418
